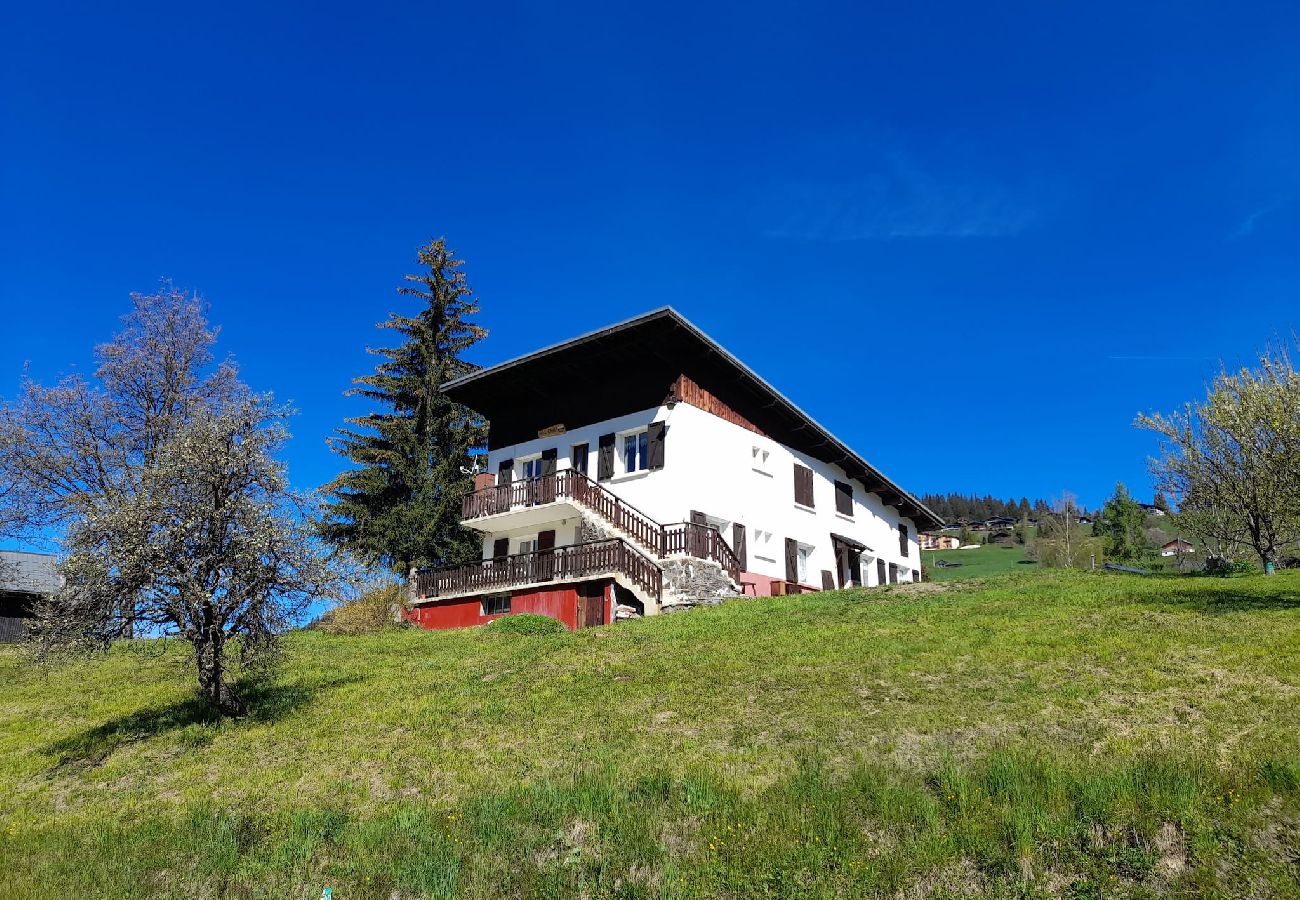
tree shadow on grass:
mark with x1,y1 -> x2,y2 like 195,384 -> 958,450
1142,583 -> 1300,615
43,673 -> 364,771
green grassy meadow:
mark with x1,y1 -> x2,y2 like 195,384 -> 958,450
2,571 -> 1298,897
923,543 -> 1035,581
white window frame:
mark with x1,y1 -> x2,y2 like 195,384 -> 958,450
517,537 -> 539,555
617,427 -> 650,476
482,593 -> 512,616
797,544 -> 813,583
518,455 -> 544,481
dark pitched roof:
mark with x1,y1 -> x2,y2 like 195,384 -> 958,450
442,307 -> 942,529
0,551 -> 60,595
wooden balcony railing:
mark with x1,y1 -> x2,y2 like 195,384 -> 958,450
415,538 -> 662,602
459,470 -> 742,582
663,522 -> 742,582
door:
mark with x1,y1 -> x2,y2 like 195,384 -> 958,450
537,448 -> 558,503
537,529 -> 556,581
576,581 -> 606,628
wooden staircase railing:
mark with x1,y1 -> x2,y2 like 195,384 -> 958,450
460,470 -> 742,582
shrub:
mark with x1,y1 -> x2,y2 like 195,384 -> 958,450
488,613 -> 566,636
313,582 -> 406,634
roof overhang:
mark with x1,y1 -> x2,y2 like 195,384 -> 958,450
442,307 -> 942,530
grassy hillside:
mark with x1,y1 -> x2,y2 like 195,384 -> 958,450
2,571 -> 1298,898
922,543 -> 1035,580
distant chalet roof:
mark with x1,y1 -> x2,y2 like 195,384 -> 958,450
442,307 -> 942,529
0,551 -> 60,596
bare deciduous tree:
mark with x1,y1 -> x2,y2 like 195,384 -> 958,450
0,287 -> 345,714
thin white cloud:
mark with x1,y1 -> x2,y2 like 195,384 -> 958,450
763,149 -> 1038,241
1229,204 -> 1276,240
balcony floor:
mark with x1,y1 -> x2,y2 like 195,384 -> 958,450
462,499 -> 585,533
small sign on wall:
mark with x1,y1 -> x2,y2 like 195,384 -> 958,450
538,423 -> 567,438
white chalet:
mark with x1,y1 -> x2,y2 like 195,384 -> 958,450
407,308 -> 941,631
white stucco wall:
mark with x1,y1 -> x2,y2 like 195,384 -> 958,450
478,400 -> 921,586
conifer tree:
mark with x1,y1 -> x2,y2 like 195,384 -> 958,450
321,238 -> 487,575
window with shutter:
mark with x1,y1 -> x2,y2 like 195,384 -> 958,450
647,420 -> 666,470
785,538 -> 798,583
732,523 -> 747,570
541,448 -> 558,475
793,464 -> 815,507
597,433 -> 615,480
834,480 -> 853,516
899,524 -> 909,558
497,459 -> 513,484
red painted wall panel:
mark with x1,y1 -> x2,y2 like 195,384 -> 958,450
407,579 -> 612,632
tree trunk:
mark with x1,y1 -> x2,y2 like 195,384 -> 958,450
193,632 -> 245,716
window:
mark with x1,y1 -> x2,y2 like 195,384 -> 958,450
793,464 -> 815,508
797,545 -> 812,583
899,524 -> 909,558
622,429 -> 649,474
752,529 -> 776,563
518,538 -> 538,555
834,480 -> 853,517
520,457 -> 544,480
751,445 -> 771,474
482,593 -> 511,616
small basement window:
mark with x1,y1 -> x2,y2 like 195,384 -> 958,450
482,594 -> 511,616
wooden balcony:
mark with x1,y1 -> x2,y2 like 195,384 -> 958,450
459,471 -> 742,582
414,538 -> 662,602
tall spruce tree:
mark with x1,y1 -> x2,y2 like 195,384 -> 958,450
321,238 -> 487,575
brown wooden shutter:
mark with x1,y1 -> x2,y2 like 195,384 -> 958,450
537,529 -> 556,581
785,538 -> 798,583
821,570 -> 835,591
646,420 -> 666,470
492,538 -> 509,560
793,464 -> 814,507
732,523 -> 747,570
835,480 -> 853,516
541,448 -> 558,475
498,459 -> 513,484
572,443 -> 589,476
690,510 -> 707,525
889,563 -> 899,584
876,558 -> 886,586
848,551 -> 862,585
899,524 -> 909,558
597,433 -> 615,480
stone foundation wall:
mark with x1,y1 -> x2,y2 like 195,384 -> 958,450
661,557 -> 740,611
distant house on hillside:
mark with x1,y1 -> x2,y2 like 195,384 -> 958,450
920,533 -> 961,551
405,308 -> 942,631
1161,538 -> 1194,557
0,551 -> 59,643
1140,503 -> 1167,517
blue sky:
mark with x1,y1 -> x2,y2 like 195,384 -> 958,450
2,0 -> 1298,524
